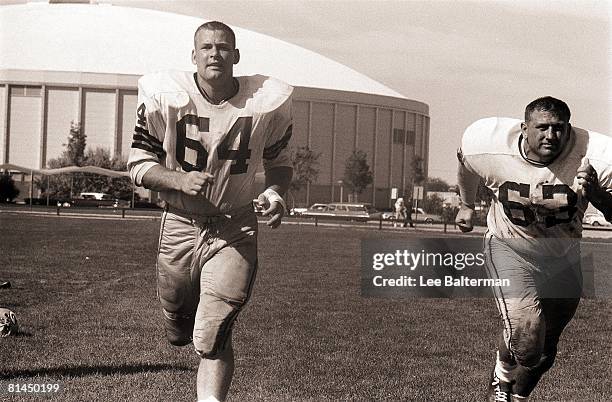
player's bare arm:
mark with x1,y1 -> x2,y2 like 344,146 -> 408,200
577,157 -> 612,222
455,152 -> 480,232
141,165 -> 215,196
257,166 -> 293,228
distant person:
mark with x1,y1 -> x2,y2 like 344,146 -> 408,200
128,21 -> 293,402
393,197 -> 408,227
405,198 -> 414,227
455,96 -> 612,401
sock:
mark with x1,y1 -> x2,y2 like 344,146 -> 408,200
494,350 -> 517,383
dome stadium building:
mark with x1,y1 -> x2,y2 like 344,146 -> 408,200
0,1 -> 430,208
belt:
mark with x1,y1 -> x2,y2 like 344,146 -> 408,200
165,204 -> 253,224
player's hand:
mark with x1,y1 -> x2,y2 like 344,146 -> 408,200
455,205 -> 475,233
256,192 -> 285,229
576,157 -> 599,200
179,171 -> 215,196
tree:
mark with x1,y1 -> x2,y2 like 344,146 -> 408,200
290,146 -> 320,193
66,121 -> 86,166
288,146 -> 320,207
40,155 -> 73,200
80,148 -> 133,200
411,156 -> 426,186
343,150 -> 373,200
422,193 -> 444,215
37,122 -> 131,200
425,177 -> 451,192
0,173 -> 19,203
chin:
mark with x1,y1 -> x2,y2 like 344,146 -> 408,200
539,151 -> 559,162
205,72 -> 223,79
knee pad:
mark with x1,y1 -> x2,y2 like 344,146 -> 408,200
509,319 -> 545,368
511,335 -> 543,368
193,299 -> 242,359
162,310 -> 194,347
514,348 -> 543,369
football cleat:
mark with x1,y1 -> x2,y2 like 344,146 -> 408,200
487,370 -> 513,402
0,308 -> 19,337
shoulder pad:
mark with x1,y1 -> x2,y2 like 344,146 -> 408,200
239,75 -> 293,113
461,117 -> 522,157
138,70 -> 193,108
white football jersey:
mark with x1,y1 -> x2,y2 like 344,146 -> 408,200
459,117 -> 612,256
128,70 -> 293,215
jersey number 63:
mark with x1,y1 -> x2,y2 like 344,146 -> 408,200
498,182 -> 578,228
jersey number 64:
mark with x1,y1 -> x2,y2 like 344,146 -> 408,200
176,115 -> 252,175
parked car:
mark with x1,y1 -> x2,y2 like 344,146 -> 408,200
306,203 -> 328,212
372,208 -> 395,220
24,197 -> 60,206
302,202 -> 371,222
583,211 -> 611,227
67,192 -> 128,208
381,211 -> 395,220
367,207 -> 393,220
289,206 -> 308,216
411,207 -> 441,224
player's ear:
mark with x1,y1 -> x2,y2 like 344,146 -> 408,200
191,49 -> 197,65
520,122 -> 528,138
233,49 -> 240,65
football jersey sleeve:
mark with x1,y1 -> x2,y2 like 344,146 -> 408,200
456,147 -> 479,177
262,95 -> 293,170
127,76 -> 167,186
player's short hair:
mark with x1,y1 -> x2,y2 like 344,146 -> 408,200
524,96 -> 571,122
194,21 -> 236,48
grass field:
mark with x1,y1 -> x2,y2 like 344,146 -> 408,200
0,212 -> 611,401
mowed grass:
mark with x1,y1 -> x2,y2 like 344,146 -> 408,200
0,213 -> 610,401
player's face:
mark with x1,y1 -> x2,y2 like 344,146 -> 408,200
521,110 -> 570,163
192,29 -> 239,83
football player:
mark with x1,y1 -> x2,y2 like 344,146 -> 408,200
455,97 -> 612,401
128,21 -> 293,402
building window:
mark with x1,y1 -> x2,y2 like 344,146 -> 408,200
393,129 -> 405,144
406,130 -> 415,145
10,86 -> 42,97
393,129 -> 416,145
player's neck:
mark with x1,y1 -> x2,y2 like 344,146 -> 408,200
521,136 -> 552,166
195,74 -> 239,105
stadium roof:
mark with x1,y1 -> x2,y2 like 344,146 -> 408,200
0,2 -> 406,98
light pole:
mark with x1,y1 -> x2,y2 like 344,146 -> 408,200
337,180 -> 344,203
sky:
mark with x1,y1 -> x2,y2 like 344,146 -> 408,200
3,0 -> 610,183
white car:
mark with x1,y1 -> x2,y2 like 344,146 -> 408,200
583,212 -> 611,227
301,202 -> 371,222
411,207 -> 441,224
381,211 -> 395,220
290,207 -> 308,216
